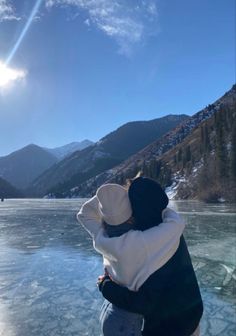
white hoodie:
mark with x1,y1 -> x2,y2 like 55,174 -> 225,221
77,196 -> 185,291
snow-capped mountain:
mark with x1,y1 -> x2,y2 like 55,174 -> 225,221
44,140 -> 93,160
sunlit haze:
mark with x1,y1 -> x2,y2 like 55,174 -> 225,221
0,61 -> 26,88
0,0 -> 235,156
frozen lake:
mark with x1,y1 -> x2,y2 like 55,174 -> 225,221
0,199 -> 235,336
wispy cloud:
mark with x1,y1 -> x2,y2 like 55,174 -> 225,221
0,61 -> 27,91
45,0 -> 158,55
0,0 -> 20,22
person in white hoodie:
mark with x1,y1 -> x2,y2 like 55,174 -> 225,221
77,180 -> 186,335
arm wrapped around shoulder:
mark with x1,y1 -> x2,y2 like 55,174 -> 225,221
141,207 -> 186,254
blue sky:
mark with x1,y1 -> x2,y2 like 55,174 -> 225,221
0,0 -> 235,156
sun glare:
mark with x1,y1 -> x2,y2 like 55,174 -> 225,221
0,62 -> 26,88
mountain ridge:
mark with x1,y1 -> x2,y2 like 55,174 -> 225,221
43,140 -> 94,160
63,85 -> 236,200
0,144 -> 58,189
30,114 -> 189,196
0,140 -> 94,191
0,176 -> 23,198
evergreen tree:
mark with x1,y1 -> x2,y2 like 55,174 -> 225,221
230,116 -> 236,180
158,163 -> 172,187
142,162 -> 149,176
177,148 -> 183,163
215,109 -> 228,178
200,126 -> 204,154
185,145 -> 191,162
148,160 -> 162,180
173,154 -> 177,165
204,124 -> 210,152
183,146 -> 191,168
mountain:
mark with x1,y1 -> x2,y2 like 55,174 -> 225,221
30,114 -> 189,196
0,144 -> 58,189
163,88 -> 236,202
44,140 -> 93,160
0,177 -> 23,198
68,85 -> 236,201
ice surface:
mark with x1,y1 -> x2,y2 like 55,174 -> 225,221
0,199 -> 235,336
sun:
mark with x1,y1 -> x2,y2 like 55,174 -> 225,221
0,61 -> 26,88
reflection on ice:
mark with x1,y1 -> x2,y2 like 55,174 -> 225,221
0,199 -> 235,336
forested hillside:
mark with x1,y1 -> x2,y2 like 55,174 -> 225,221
141,101 -> 236,202
67,85 -> 236,202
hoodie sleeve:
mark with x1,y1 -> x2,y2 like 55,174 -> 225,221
141,208 -> 185,255
94,208 -> 185,264
76,196 -> 102,238
99,277 -> 152,315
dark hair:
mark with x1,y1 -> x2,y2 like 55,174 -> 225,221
128,177 -> 169,231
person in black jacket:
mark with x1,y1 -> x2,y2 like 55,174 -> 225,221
98,177 -> 203,336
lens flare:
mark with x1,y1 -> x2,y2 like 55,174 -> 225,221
6,0 -> 43,65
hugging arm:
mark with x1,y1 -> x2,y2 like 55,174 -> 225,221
141,208 -> 185,253
98,277 -> 153,316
